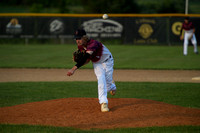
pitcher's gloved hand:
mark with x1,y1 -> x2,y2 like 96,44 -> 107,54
73,49 -> 85,63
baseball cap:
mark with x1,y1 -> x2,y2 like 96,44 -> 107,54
74,29 -> 86,39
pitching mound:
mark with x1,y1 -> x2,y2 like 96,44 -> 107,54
0,98 -> 200,129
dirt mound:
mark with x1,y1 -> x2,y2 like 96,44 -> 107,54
0,98 -> 200,129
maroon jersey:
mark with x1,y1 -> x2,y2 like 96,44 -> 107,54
78,39 -> 103,62
181,21 -> 194,31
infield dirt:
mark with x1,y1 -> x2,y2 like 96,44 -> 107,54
0,68 -> 200,83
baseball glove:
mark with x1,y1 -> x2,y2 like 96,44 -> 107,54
73,49 -> 85,63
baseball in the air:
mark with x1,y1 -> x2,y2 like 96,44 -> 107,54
102,14 -> 108,19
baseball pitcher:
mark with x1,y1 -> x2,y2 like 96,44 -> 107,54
67,29 -> 116,112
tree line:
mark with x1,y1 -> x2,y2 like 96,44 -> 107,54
0,0 -> 185,13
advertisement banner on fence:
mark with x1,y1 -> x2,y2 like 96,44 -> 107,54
0,14 -> 199,45
0,17 -> 34,38
36,17 -> 76,39
133,18 -> 167,44
170,17 -> 200,44
81,19 -> 123,38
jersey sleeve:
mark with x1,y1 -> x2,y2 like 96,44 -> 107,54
86,41 -> 99,52
86,39 -> 103,62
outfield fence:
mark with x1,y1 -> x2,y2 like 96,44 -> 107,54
0,13 -> 200,45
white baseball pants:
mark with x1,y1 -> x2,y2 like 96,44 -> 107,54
183,32 -> 198,55
93,56 -> 116,104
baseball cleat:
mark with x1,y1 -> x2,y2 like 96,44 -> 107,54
110,89 -> 116,95
101,103 -> 109,112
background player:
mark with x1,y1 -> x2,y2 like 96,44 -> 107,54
180,17 -> 198,56
67,29 -> 116,112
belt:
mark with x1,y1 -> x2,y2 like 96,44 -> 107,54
103,55 -> 111,62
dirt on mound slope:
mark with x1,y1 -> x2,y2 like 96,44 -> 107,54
0,98 -> 200,129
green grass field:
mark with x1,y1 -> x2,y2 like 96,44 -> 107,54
0,124 -> 200,133
0,82 -> 200,108
0,44 -> 200,132
0,44 -> 199,69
